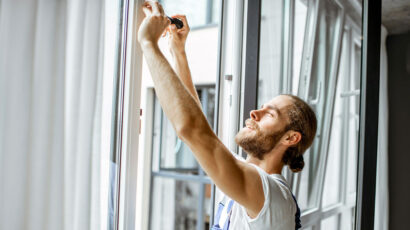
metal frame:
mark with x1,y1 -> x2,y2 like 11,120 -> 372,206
355,0 -> 381,229
241,0 -> 261,141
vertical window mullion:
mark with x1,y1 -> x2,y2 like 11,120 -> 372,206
298,0 -> 320,100
281,0 -> 295,93
206,0 -> 213,25
284,0 -> 297,189
355,0 -> 381,228
197,89 -> 208,230
316,6 -> 345,210
196,182 -> 206,230
340,27 -> 352,208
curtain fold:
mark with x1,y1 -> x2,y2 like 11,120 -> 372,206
0,0 -> 106,229
374,25 -> 389,230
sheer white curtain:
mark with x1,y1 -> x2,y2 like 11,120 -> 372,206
0,0 -> 107,229
375,25 -> 389,230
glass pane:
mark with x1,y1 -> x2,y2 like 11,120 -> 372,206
297,148 -> 312,210
158,104 -> 198,171
292,0 -> 308,94
298,0 -> 344,211
139,1 -> 222,228
322,31 -> 349,208
160,0 -> 220,28
203,183 -> 213,229
257,0 -> 284,107
346,44 -> 361,197
307,0 -> 341,178
150,177 -> 211,230
321,214 -> 340,230
340,208 -> 355,230
256,0 -> 363,222
151,87 -> 216,171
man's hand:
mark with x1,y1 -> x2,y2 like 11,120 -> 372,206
166,15 -> 190,56
138,1 -> 170,47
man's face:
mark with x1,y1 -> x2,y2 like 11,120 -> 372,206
234,95 -> 293,159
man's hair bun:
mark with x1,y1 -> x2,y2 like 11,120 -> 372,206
289,154 -> 304,173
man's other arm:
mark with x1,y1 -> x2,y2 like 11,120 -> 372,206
168,14 -> 201,106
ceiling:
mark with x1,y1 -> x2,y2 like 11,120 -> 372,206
382,0 -> 410,34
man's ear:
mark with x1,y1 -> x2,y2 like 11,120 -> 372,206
283,131 -> 302,146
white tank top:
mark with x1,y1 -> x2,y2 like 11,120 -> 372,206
214,162 -> 297,230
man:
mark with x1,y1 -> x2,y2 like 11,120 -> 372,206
138,1 -> 317,229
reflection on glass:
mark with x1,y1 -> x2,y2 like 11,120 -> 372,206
150,177 -> 212,230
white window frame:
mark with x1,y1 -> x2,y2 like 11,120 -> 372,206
116,0 -> 146,229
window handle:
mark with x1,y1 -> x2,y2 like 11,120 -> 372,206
139,109 -> 142,134
309,81 -> 322,105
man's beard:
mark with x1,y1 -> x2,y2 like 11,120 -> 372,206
234,119 -> 285,160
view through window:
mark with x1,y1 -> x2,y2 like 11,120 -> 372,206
137,0 -> 222,229
256,0 -> 362,229
136,0 -> 363,229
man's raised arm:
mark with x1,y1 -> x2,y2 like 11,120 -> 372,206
138,1 -> 265,218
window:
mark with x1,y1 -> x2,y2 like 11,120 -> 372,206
149,87 -> 215,230
135,0 -> 365,229
137,1 -> 222,229
254,0 -> 363,228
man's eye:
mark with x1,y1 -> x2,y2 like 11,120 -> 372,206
269,113 -> 274,117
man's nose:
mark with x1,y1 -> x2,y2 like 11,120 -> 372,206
250,109 -> 261,121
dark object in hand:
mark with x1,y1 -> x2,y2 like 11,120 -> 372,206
167,16 -> 183,29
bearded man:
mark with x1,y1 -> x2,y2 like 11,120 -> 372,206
138,1 -> 317,229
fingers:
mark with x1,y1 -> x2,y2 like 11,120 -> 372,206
171,14 -> 189,27
145,0 -> 164,15
171,14 -> 187,21
162,27 -> 170,37
170,24 -> 177,32
142,2 -> 152,16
